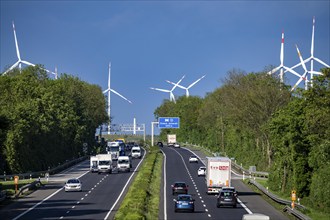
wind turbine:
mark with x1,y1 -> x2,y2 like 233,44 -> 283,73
286,17 -> 329,85
291,44 -> 310,92
267,31 -> 303,83
2,21 -> 55,77
166,74 -> 206,97
103,62 -> 132,134
150,75 -> 185,103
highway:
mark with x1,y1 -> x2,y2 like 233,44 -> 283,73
0,150 -> 144,220
160,146 -> 289,220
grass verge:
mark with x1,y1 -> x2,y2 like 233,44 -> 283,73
114,146 -> 163,220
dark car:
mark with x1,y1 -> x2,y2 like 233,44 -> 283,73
174,194 -> 195,212
157,141 -> 163,147
171,182 -> 189,195
217,190 -> 237,208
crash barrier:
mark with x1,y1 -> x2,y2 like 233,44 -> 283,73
0,190 -> 6,202
13,180 -> 43,199
283,206 -> 312,220
248,179 -> 311,220
0,156 -> 87,181
231,161 -> 269,178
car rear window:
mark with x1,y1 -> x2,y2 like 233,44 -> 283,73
175,183 -> 186,187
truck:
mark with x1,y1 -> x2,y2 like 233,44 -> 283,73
97,154 -> 113,174
90,156 -> 99,172
206,157 -> 231,194
107,141 -> 120,160
167,134 -> 176,147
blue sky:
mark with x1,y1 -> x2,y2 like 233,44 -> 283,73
1,1 -> 329,135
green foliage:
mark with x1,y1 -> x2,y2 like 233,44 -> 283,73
0,66 -> 108,174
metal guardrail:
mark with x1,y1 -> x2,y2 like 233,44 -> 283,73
0,156 -> 87,181
0,190 -> 6,202
283,206 -> 312,220
13,180 -> 43,199
249,179 -> 311,220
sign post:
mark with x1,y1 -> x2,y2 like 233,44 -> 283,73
291,190 -> 296,209
14,176 -> 19,194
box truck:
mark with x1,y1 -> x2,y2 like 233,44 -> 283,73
167,134 -> 176,147
206,157 -> 231,194
97,154 -> 113,174
90,156 -> 98,172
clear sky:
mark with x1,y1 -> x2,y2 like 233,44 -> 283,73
1,1 -> 329,135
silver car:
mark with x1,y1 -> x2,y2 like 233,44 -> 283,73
64,178 -> 82,192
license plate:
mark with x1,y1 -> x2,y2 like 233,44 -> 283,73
225,198 -> 231,201
182,202 -> 188,205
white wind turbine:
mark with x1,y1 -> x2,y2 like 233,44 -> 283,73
2,21 -> 55,77
267,31 -> 303,83
103,62 -> 132,134
286,17 -> 329,85
166,74 -> 206,97
150,75 -> 185,103
291,44 -> 310,92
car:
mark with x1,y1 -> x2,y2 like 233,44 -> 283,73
217,190 -> 237,208
189,155 -> 198,163
171,182 -> 189,195
197,166 -> 206,176
64,178 -> 82,192
157,141 -> 163,147
174,143 -> 180,148
221,186 -> 238,197
174,194 -> 195,212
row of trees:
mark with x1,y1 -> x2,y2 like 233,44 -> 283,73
154,68 -> 330,213
0,66 -> 108,174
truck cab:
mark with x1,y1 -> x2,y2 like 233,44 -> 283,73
131,146 -> 141,159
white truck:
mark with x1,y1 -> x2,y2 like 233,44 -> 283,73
107,141 -> 120,160
90,156 -> 99,172
167,134 -> 176,147
97,154 -> 113,174
206,157 -> 231,194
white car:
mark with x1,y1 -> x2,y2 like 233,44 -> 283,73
189,155 -> 198,163
64,178 -> 82,192
197,166 -> 206,176
174,143 -> 180,148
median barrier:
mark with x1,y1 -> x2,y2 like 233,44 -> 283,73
14,180 -> 43,199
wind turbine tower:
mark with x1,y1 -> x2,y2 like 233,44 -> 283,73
103,62 -> 132,134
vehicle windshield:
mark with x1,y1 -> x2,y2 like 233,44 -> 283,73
174,183 -> 186,187
67,179 -> 79,184
221,191 -> 233,197
178,195 -> 192,201
99,161 -> 110,165
132,149 -> 140,153
110,146 -> 119,152
118,159 -> 129,164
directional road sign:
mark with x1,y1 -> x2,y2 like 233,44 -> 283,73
158,117 -> 180,128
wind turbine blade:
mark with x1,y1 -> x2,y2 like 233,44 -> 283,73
295,44 -> 308,72
103,88 -> 110,94
309,70 -> 323,75
311,16 -> 315,57
12,21 -> 21,61
313,57 -> 330,68
150,87 -> 170,93
283,66 -> 303,78
171,75 -> 185,92
291,71 -> 308,92
187,75 -> 206,89
267,65 -> 281,75
21,60 -> 35,67
280,31 -> 284,66
3,61 -> 20,74
108,62 -> 111,89
166,80 -> 186,89
110,89 -> 132,104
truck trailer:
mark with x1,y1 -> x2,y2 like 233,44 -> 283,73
206,157 -> 231,194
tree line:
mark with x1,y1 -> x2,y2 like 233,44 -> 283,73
154,68 -> 330,213
0,66 -> 108,174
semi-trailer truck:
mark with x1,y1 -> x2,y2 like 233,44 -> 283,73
206,157 -> 231,194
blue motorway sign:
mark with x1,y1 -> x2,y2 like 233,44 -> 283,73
158,117 -> 180,128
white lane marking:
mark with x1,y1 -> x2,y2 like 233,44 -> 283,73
201,200 -> 204,203
103,148 -> 146,220
72,206 -> 75,209
81,197 -> 84,200
205,209 -> 208,212
85,194 -> 88,197
77,201 -> 80,204
238,198 -> 253,214
203,204 -> 206,207
208,214 -> 212,217
88,191 -> 91,194
60,216 -> 64,219
160,149 -> 167,220
12,170 -> 89,220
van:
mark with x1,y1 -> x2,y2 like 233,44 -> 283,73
131,146 -> 141,159
117,156 -> 131,172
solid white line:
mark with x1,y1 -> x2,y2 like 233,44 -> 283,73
12,170 -> 89,220
103,149 -> 146,220
238,198 -> 253,214
160,149 -> 167,220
